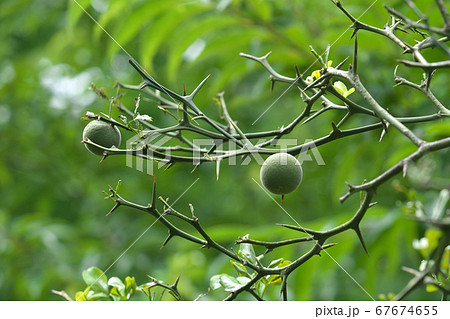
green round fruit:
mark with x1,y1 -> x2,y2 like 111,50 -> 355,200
260,153 -> 303,195
82,120 -> 121,156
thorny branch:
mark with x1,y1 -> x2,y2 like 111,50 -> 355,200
87,0 -> 450,300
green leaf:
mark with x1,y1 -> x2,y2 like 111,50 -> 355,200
109,286 -> 122,298
260,276 -> 269,285
266,259 -> 291,285
255,280 -> 267,298
108,277 -> 125,296
431,189 -> 449,220
239,243 -> 257,264
210,274 -> 222,290
211,274 -> 246,292
110,294 -> 122,301
86,291 -> 109,301
269,258 -> 284,268
268,258 -> 284,268
236,276 -> 251,286
231,261 -> 250,277
82,267 -> 108,293
333,81 -> 347,96
219,274 -> 242,292
125,276 -> 137,298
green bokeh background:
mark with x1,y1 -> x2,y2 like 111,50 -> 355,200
0,0 -> 448,300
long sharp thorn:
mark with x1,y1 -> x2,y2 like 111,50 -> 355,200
164,162 -> 174,171
331,121 -> 340,133
216,159 -> 221,181
191,163 -> 200,173
189,74 -> 211,99
335,56 -> 350,70
352,33 -> 358,75
106,202 -> 120,216
403,160 -> 409,177
369,201 -> 378,208
151,176 -> 157,208
100,153 -> 108,163
379,127 -> 387,142
353,226 -> 369,256
294,63 -> 301,78
161,232 -> 173,249
173,274 -> 181,288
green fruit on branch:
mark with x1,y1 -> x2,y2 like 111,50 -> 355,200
260,153 -> 303,195
82,120 -> 121,156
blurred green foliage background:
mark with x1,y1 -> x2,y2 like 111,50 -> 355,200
0,0 -> 448,300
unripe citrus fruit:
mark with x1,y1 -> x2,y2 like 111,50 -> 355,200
260,153 -> 303,195
82,120 -> 121,156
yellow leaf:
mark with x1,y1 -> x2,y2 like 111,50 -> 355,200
441,246 -> 450,273
110,286 -> 121,297
75,291 -> 87,301
333,81 -> 347,93
279,260 -> 291,267
333,86 -> 345,96
270,276 -> 282,285
311,70 -> 321,80
346,88 -> 355,97
426,284 -> 439,292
